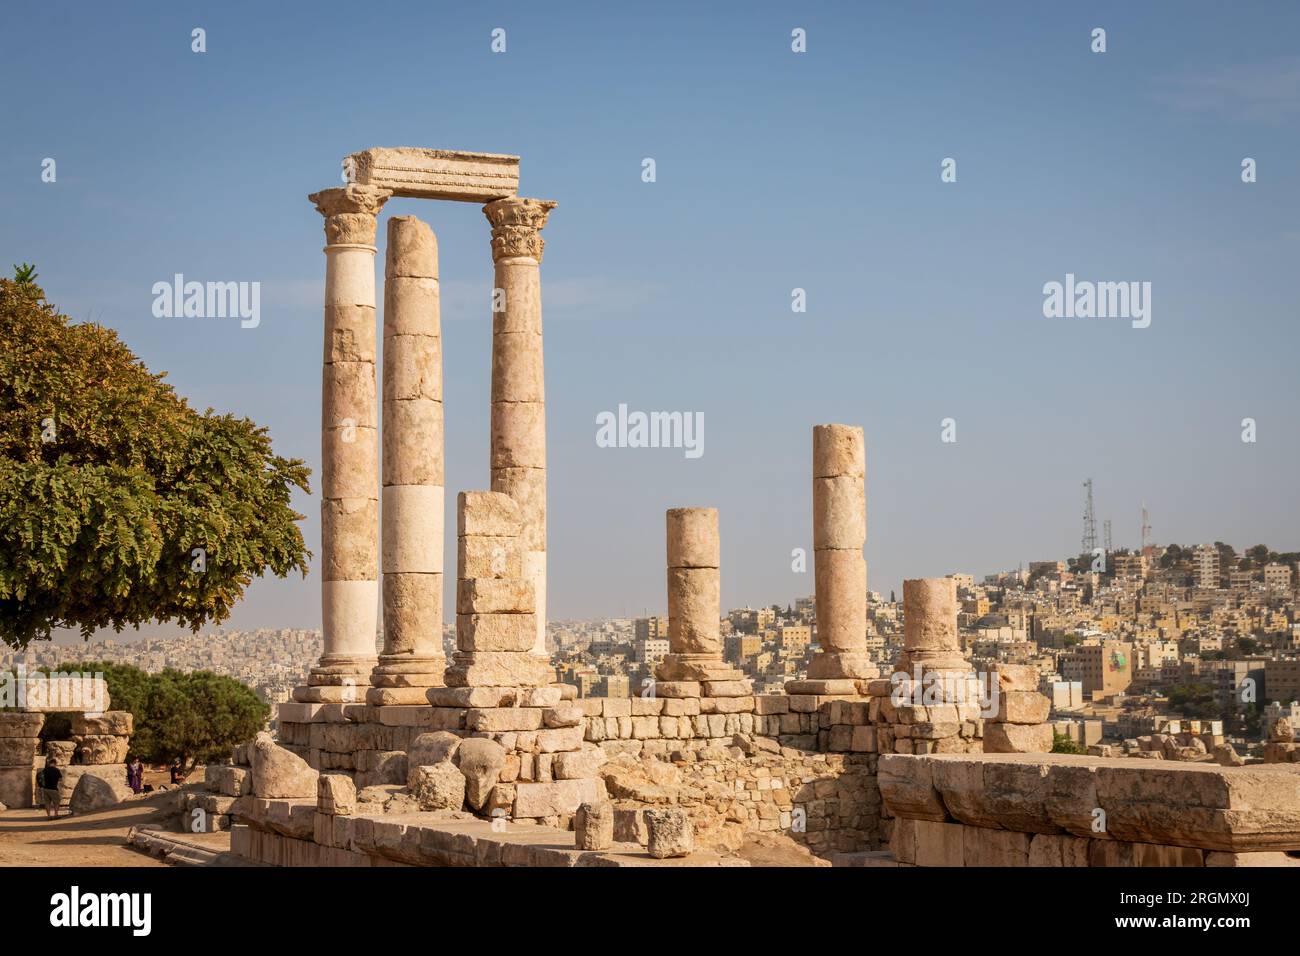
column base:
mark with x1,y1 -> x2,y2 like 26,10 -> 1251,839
367,656 -> 446,705
893,651 -> 973,679
443,652 -> 552,689
654,655 -> 752,696
293,657 -> 376,703
784,678 -> 865,696
807,650 -> 879,680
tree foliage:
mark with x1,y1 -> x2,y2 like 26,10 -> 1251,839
0,274 -> 311,647
60,661 -> 268,768
1051,732 -> 1087,755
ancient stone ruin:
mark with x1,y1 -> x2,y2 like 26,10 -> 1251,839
182,146 -> 1300,867
0,674 -> 135,812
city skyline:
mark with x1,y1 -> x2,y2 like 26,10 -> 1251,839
5,1 -> 1299,637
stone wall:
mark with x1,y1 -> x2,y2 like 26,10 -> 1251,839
879,752 -> 1300,867
0,710 -> 134,808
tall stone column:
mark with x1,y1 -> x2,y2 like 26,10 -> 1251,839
898,577 -> 969,677
656,508 -> 751,697
807,424 -> 877,682
484,197 -> 555,660
298,184 -> 391,703
369,215 -> 446,705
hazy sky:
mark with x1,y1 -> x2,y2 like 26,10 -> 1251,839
4,1 -> 1299,641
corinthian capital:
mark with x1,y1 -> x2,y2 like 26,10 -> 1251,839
308,184 -> 393,246
483,197 -> 557,262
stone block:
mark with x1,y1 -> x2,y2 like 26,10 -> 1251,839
575,801 -> 614,850
346,147 -> 520,203
456,577 -> 534,615
457,613 -> 537,653
411,763 -> 465,810
983,722 -> 1053,754
995,691 -> 1051,725
513,778 -> 605,818
645,807 -> 694,858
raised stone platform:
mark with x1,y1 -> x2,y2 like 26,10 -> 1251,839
231,797 -> 746,867
880,752 -> 1300,866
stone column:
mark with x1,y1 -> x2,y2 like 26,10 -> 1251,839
297,184 -> 391,704
807,424 -> 877,682
484,197 -> 555,661
656,508 -> 751,697
898,578 -> 969,677
369,215 -> 446,705
441,491 -> 551,689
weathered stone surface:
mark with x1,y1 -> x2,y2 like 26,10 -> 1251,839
995,692 -> 1051,725
891,753 -> 1300,853
458,490 -> 522,538
457,536 -> 523,580
1270,717 -> 1294,743
346,147 -> 520,203
878,754 -> 948,822
646,807 -> 694,858
812,476 -> 865,550
666,508 -> 719,569
1027,832 -> 1091,866
490,332 -> 545,404
0,713 -> 45,738
813,423 -> 865,479
813,549 -> 867,651
513,778 -> 605,818
456,737 -> 508,810
206,764 -> 252,797
466,707 -> 542,732
490,402 -> 546,469
575,801 -> 614,850
411,763 -> 465,811
554,748 -> 606,780
903,578 -> 959,652
317,773 -> 356,815
444,651 -> 552,688
666,567 -> 721,655
73,734 -> 130,765
251,732 -> 319,799
456,577 -> 535,615
69,772 -> 132,814
385,214 -> 438,279
1214,743 -> 1245,767
70,711 -> 133,736
407,731 -> 461,772
382,399 -> 444,486
983,722 -> 1053,754
543,706 -> 583,728
991,664 -> 1040,694
456,613 -> 536,653
0,737 -> 39,767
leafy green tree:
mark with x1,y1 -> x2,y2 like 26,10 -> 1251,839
58,661 -> 267,769
0,274 -> 310,648
1244,544 -> 1270,568
1052,733 -> 1087,755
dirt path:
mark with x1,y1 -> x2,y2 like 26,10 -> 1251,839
0,793 -> 176,867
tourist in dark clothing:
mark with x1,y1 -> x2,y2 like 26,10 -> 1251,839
39,758 -> 62,819
169,758 -> 186,785
126,757 -> 144,794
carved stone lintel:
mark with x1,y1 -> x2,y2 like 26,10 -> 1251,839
483,197 -> 557,262
309,184 -> 393,246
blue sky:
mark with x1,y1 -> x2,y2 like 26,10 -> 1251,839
4,1 -> 1298,638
